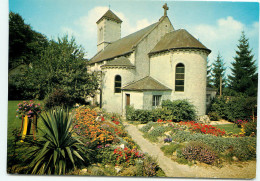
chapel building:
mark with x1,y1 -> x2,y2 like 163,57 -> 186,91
88,4 -> 211,116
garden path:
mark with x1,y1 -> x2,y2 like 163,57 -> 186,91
122,121 -> 256,179
122,121 -> 195,178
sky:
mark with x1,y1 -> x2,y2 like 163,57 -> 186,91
8,0 -> 259,76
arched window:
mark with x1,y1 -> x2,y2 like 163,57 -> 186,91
114,75 -> 122,93
175,63 -> 185,92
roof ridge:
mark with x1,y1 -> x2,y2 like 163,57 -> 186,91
132,16 -> 167,49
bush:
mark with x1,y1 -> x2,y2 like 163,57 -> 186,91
160,143 -> 183,156
44,88 -> 73,109
161,100 -> 197,121
127,108 -> 154,123
243,121 -> 257,136
208,111 -> 220,121
181,141 -> 217,165
139,122 -> 156,133
152,107 -> 174,121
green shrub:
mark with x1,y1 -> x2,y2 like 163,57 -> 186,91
144,126 -> 170,142
160,143 -> 183,156
44,88 -> 73,109
243,121 -> 257,136
208,111 -> 220,121
152,107 -> 174,121
126,105 -> 135,121
139,122 -> 156,133
181,141 -> 217,165
161,99 -> 197,121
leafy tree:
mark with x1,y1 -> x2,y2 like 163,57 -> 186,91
228,31 -> 258,96
212,52 -> 226,95
206,58 -> 214,88
9,11 -> 48,69
27,36 -> 99,103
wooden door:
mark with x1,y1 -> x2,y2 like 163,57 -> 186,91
126,94 -> 130,106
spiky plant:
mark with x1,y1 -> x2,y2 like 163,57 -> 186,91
25,108 -> 91,175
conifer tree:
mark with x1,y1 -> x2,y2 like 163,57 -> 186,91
228,31 -> 258,97
212,52 -> 226,95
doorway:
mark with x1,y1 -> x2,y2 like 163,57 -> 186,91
126,94 -> 130,106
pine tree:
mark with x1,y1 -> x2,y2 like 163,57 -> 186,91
228,31 -> 258,97
212,52 -> 226,95
206,58 -> 214,88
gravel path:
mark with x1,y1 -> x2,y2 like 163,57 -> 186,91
123,121 -> 256,179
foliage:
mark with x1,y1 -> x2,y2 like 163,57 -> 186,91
152,107 -> 175,121
179,121 -> 226,136
208,111 -> 220,121
228,31 -> 258,97
181,141 -> 217,165
161,99 -> 197,121
144,126 -> 170,142
130,109 -> 154,123
139,122 -> 156,133
9,11 -> 48,70
171,130 -> 256,161
211,53 -> 226,95
33,36 -> 99,101
242,121 -> 257,137
25,108 -> 89,174
8,12 -> 48,100
208,95 -> 257,122
44,88 -> 74,109
16,100 -> 42,120
126,105 -> 135,121
160,143 -> 183,156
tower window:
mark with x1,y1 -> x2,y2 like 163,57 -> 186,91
175,63 -> 185,92
114,75 -> 121,93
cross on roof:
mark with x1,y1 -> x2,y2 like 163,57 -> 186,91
163,3 -> 169,16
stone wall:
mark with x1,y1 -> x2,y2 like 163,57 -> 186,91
150,49 -> 208,115
134,16 -> 174,80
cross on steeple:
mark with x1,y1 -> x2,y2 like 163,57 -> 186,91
163,3 -> 169,16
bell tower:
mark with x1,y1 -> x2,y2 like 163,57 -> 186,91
96,9 -> 122,52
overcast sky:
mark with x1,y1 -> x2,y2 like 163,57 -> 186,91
8,0 -> 259,76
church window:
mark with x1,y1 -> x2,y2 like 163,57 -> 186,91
114,75 -> 121,93
152,95 -> 162,107
175,63 -> 185,92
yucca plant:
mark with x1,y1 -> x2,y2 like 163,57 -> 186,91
25,108 -> 91,175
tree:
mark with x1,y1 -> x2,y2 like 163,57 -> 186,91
9,11 -> 48,69
27,36 -> 99,103
228,31 -> 258,97
206,58 -> 214,88
212,52 -> 226,95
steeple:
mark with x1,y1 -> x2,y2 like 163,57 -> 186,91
96,9 -> 122,52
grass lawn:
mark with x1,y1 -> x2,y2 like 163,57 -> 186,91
214,124 -> 241,134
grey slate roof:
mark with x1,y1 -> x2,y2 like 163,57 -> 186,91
122,76 -> 171,91
101,57 -> 135,68
150,29 -> 211,54
96,9 -> 122,24
89,22 -> 159,64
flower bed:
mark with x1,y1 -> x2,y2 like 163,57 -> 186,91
179,121 -> 226,136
